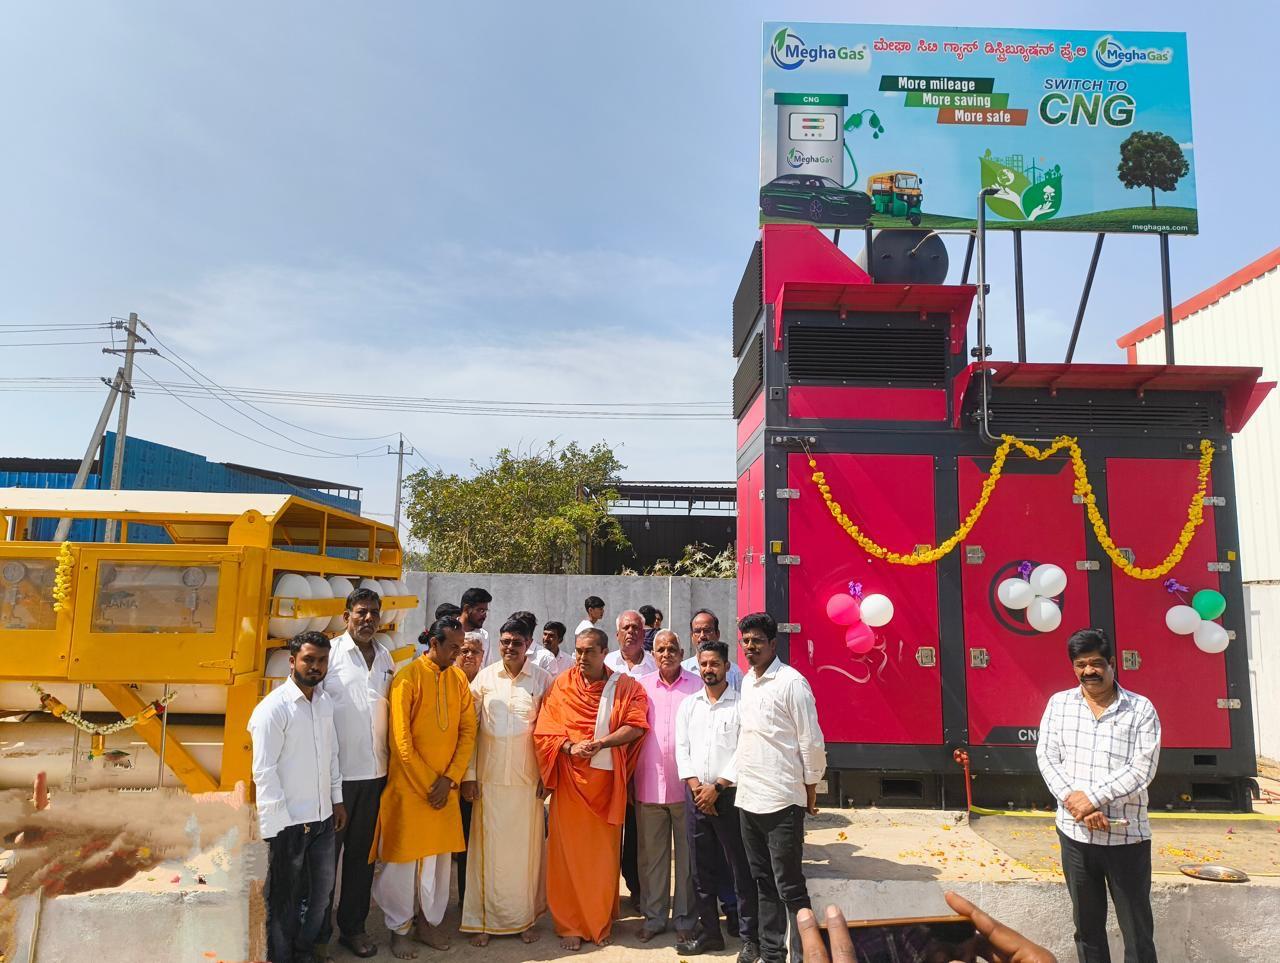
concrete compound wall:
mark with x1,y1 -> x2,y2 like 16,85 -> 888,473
402,571 -> 736,652
809,875 -> 1280,962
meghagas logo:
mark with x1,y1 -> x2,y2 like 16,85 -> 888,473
786,147 -> 832,168
1093,34 -> 1174,70
770,26 -> 866,70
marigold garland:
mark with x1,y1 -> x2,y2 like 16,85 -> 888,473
51,541 -> 75,613
28,682 -> 178,735
808,435 -> 1215,581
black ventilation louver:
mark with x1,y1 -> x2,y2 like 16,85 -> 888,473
733,241 -> 763,358
734,332 -> 764,418
787,326 -> 948,387
986,393 -> 1220,436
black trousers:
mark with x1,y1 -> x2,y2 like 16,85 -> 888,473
686,785 -> 758,943
265,815 -> 337,963
622,799 -> 640,898
332,777 -> 384,939
1058,830 -> 1157,963
458,796 -> 473,905
740,805 -> 810,963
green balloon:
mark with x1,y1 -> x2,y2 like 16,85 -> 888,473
1192,589 -> 1226,621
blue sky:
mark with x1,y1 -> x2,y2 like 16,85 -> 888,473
0,2 -> 1274,530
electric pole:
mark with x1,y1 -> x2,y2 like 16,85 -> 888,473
388,433 -> 415,533
102,313 -> 157,542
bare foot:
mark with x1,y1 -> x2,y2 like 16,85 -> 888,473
520,927 -> 540,944
390,931 -> 419,960
469,933 -> 490,947
559,935 -> 582,951
638,926 -> 663,943
413,919 -> 450,951
595,935 -> 614,947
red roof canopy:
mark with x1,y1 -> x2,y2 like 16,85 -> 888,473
951,361 -> 1273,434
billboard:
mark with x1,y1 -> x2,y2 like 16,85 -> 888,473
761,23 -> 1196,234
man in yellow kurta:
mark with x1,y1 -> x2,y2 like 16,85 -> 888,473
459,617 -> 553,946
370,616 -> 476,959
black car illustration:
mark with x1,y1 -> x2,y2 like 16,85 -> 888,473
760,174 -> 873,225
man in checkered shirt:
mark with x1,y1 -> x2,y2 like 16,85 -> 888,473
1037,627 -> 1161,963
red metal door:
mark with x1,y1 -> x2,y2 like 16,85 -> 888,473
959,458 -> 1089,746
787,453 -> 942,744
1106,458 -> 1228,747
737,457 -> 764,619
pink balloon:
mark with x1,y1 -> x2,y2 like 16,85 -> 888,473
826,593 -> 862,626
844,622 -> 875,654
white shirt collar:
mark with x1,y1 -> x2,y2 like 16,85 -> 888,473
280,675 -> 312,703
694,684 -> 739,705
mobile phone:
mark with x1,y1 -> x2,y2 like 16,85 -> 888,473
822,915 -> 979,961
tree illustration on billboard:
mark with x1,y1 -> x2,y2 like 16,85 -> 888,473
1117,131 -> 1190,209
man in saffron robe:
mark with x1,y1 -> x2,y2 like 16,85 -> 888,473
534,626 -> 650,951
370,616 -> 477,959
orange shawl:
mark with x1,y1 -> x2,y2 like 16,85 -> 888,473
533,665 -> 648,825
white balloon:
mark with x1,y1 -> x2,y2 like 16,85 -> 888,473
997,578 -> 1036,610
303,575 -> 334,633
860,593 -> 894,627
325,576 -> 355,632
1164,604 -> 1202,636
1029,563 -> 1068,599
1193,621 -> 1230,654
268,573 -> 312,641
1026,597 -> 1062,633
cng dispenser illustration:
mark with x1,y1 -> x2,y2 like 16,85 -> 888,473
762,92 -> 914,226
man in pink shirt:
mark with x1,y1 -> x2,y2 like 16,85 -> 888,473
634,630 -> 702,942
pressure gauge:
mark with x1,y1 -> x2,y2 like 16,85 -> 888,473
1,561 -> 26,584
181,567 -> 207,588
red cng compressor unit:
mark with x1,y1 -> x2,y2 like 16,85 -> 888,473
733,224 -> 1271,810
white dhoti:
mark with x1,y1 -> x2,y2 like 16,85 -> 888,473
460,785 -> 547,934
372,854 -> 451,932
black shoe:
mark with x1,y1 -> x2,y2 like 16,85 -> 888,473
737,940 -> 762,963
676,934 -> 727,955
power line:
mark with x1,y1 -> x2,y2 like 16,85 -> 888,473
136,320 -> 404,443
132,362 -> 391,461
0,377 -> 732,419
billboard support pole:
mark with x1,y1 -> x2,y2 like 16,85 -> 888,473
863,224 -> 875,282
1064,234 -> 1106,363
1160,233 -> 1176,364
960,232 -> 975,285
1013,229 -> 1027,362
832,228 -> 841,247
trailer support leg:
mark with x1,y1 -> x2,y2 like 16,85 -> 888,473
97,683 -> 218,794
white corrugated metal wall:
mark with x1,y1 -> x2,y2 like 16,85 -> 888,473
1130,263 -> 1280,760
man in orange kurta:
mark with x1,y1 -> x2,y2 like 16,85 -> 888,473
534,626 -> 650,950
370,616 -> 476,958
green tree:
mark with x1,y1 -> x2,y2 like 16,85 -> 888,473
1117,131 -> 1189,209
403,441 -> 629,574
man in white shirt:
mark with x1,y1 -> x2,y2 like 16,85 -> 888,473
605,609 -> 658,678
531,620 -> 575,678
680,609 -> 743,690
248,630 -> 348,963
319,588 -> 394,959
603,608 -> 655,904
460,618 -> 554,946
675,639 -> 759,962
573,594 -> 607,640
460,586 -> 493,664
1037,627 -> 1161,963
735,612 -> 826,963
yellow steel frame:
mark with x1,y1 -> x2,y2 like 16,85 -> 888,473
0,491 -> 417,794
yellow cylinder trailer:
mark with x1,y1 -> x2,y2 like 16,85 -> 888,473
0,489 -> 418,793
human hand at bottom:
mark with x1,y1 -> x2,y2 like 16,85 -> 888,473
944,892 -> 1058,962
797,900 -> 1057,963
